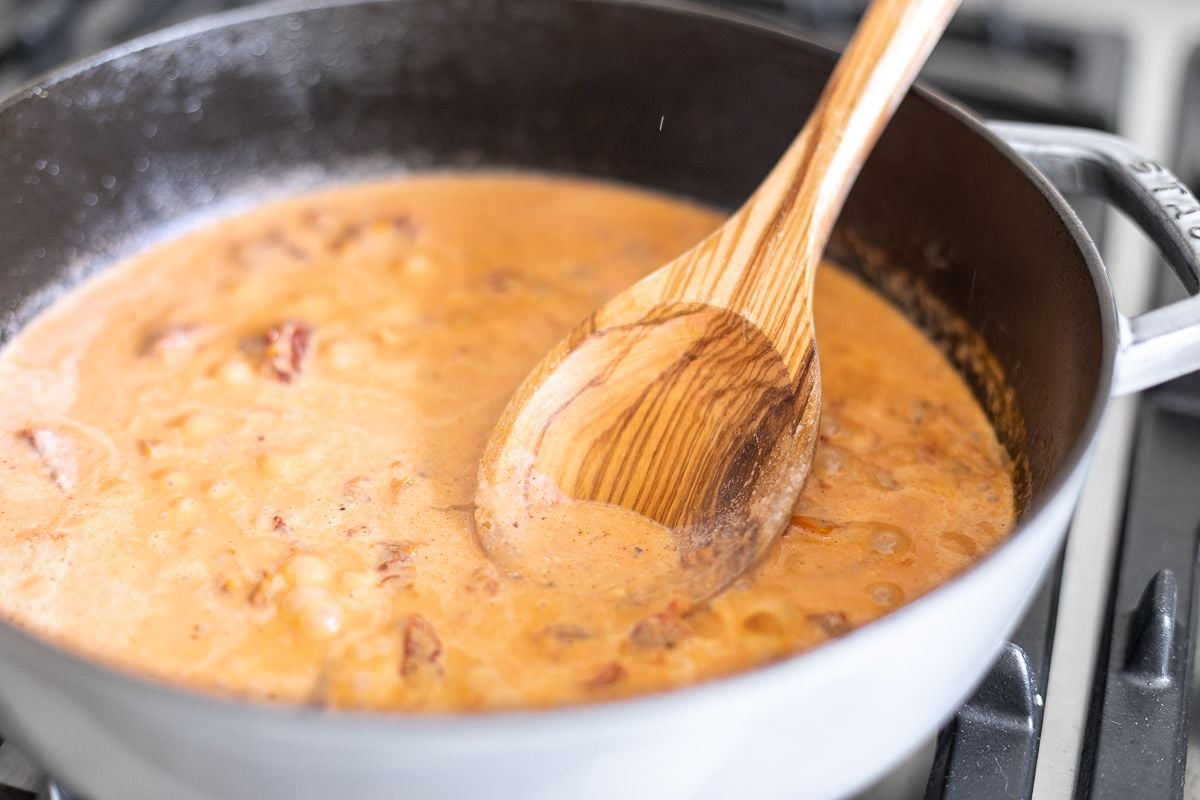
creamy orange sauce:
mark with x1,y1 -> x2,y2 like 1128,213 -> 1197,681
0,173 -> 1014,710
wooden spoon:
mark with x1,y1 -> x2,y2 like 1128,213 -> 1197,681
475,0 -> 961,602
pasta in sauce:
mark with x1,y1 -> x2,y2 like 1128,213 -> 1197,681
0,173 -> 1014,710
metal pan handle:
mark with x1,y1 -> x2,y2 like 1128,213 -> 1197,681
988,121 -> 1200,396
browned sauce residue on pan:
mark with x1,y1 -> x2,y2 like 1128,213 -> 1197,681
0,174 -> 1015,709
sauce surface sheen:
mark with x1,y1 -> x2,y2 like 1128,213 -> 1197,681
0,173 -> 1014,710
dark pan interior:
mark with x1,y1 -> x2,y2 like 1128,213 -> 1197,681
0,0 -> 1104,513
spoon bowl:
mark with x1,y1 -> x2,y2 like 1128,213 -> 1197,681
475,298 -> 819,599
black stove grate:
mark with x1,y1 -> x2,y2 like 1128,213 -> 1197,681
1072,397 -> 1200,800
923,598 -> 1053,800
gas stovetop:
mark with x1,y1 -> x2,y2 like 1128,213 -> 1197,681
1,1 -> 1199,799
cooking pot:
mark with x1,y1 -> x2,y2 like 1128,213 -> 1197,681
0,1 -> 1198,799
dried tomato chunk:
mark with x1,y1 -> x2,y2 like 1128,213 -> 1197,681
377,541 -> 420,588
583,662 -> 626,690
629,601 -> 691,650
264,320 -> 312,383
17,427 -> 74,494
401,614 -> 443,677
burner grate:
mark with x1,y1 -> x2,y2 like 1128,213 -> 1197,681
1073,392 -> 1200,800
923,570 -> 1061,800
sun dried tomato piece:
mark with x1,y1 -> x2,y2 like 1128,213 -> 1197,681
790,515 -> 838,535
389,215 -> 419,238
401,614 -> 442,677
17,427 -> 75,494
377,541 -> 419,573
263,320 -> 312,383
629,601 -> 691,650
329,215 -> 418,253
376,541 -> 422,589
583,662 -> 626,690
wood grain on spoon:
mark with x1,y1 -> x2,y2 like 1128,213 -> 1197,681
475,0 -> 962,601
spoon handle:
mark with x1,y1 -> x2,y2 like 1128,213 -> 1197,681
763,0 -> 962,261
659,0 -> 961,380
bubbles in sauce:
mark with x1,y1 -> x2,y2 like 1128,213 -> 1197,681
866,582 -> 905,608
868,525 -> 912,555
0,173 -> 1015,710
